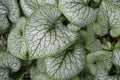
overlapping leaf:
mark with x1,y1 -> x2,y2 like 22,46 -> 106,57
20,0 -> 57,17
0,52 -> 21,80
7,17 -> 27,60
45,44 -> 86,80
30,67 -> 54,80
0,0 -> 20,32
87,51 -> 112,75
98,0 -> 120,37
26,5 -> 78,59
59,0 -> 96,27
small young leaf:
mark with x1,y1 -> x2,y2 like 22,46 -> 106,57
87,51 -> 112,75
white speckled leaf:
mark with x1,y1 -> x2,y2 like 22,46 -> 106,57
8,17 -> 27,60
45,44 -> 86,80
20,0 -> 57,17
26,5 -> 78,59
0,0 -> 20,31
59,0 -> 96,27
98,0 -> 120,37
87,51 -> 112,75
0,52 -> 21,80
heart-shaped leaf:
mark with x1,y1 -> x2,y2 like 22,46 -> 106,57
87,51 -> 112,75
59,0 -> 96,27
7,17 -> 27,60
98,0 -> 120,37
45,44 -> 86,80
25,5 -> 78,59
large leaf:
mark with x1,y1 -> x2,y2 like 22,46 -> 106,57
87,51 -> 112,75
59,0 -> 96,27
25,5 -> 78,59
0,51 -> 21,80
0,0 -> 20,32
7,17 -> 27,60
98,0 -> 120,37
20,0 -> 57,17
45,44 -> 86,80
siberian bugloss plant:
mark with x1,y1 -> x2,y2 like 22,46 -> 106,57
0,0 -> 120,80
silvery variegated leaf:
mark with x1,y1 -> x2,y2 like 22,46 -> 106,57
0,0 -> 20,32
45,44 -> 86,80
20,0 -> 57,17
109,0 -> 120,5
98,0 -> 120,37
67,23 -> 81,32
87,51 -> 112,75
59,0 -> 96,27
113,49 -> 120,67
96,70 -> 120,80
26,5 -> 78,59
8,17 -> 27,60
0,52 -> 21,80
